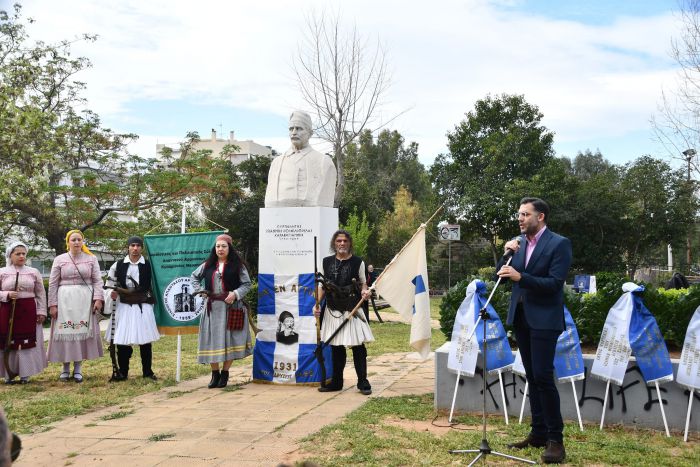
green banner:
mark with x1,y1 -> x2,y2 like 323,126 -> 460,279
145,231 -> 223,335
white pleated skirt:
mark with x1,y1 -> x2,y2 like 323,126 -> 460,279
108,302 -> 161,346
320,308 -> 374,347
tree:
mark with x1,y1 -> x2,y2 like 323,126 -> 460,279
340,129 -> 433,261
619,156 -> 698,277
375,186 -> 423,266
431,94 -> 555,265
203,155 -> 272,272
293,11 -> 393,206
523,150 -> 628,273
0,6 -> 224,254
651,0 -> 700,173
341,209 -> 371,259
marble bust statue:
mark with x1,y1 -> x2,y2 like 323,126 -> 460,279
264,111 -> 337,208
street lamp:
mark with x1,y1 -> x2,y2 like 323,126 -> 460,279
683,148 -> 696,181
683,148 -> 696,270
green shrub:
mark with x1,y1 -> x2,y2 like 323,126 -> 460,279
566,279 -> 700,348
441,270 -> 699,349
439,275 -> 511,340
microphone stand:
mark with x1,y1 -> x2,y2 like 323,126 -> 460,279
449,252 -> 535,466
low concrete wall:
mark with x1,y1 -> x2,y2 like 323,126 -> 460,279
434,342 -> 699,433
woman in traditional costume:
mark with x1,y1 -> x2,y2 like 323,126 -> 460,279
0,242 -> 48,384
191,234 -> 252,389
47,230 -> 104,382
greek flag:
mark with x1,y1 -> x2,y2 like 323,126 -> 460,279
677,305 -> 700,391
252,273 -> 332,384
374,225 -> 432,359
592,282 -> 673,386
447,280 -> 514,376
554,306 -> 585,383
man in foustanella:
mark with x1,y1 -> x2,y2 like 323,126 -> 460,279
314,230 -> 374,395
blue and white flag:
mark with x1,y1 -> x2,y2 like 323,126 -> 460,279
554,306 -> 585,383
374,225 -> 432,359
255,206 -> 338,385
447,281 -> 482,377
592,282 -> 673,386
446,280 -> 514,375
252,273 -> 332,384
677,305 -> 700,391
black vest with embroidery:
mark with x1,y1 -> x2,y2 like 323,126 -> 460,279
322,255 -> 363,311
115,260 -> 152,293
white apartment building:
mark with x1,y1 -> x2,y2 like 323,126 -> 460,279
156,129 -> 273,164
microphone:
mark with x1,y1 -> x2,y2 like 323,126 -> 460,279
502,237 -> 521,260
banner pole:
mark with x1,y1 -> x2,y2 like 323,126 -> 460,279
655,381 -> 670,437
600,381 -> 610,430
498,369 -> 508,425
176,202 -> 186,383
448,370 -> 462,423
684,389 -> 694,442
518,381 -> 528,424
571,380 -> 583,431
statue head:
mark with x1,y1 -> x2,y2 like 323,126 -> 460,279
289,111 -> 313,150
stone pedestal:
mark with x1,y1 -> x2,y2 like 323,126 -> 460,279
253,207 -> 338,384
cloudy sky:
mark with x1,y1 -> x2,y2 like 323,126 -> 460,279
5,0 -> 682,167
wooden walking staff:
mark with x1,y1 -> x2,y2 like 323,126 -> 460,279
3,272 -> 20,380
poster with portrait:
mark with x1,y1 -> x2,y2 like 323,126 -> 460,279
253,207 -> 338,384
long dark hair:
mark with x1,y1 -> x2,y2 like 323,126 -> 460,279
204,241 -> 247,273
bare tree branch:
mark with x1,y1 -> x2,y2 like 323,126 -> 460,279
293,10 -> 395,205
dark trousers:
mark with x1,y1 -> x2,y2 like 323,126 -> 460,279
329,344 -> 370,390
117,343 -> 153,377
514,306 -> 563,443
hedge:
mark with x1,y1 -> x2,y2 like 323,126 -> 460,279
439,272 -> 700,349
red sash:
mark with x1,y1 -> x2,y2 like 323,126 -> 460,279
0,298 -> 37,350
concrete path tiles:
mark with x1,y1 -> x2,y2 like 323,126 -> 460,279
15,350 -> 435,466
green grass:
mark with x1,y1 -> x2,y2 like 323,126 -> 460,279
0,333 -> 250,433
148,432 -> 175,442
2,299 -> 446,434
367,322 -> 445,357
298,393 -> 700,467
99,410 -> 134,421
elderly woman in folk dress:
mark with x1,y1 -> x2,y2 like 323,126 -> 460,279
191,234 -> 252,389
47,230 -> 104,382
0,242 -> 48,384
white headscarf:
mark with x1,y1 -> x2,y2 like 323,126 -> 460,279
5,241 -> 28,266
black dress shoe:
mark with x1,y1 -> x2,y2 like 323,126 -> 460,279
541,440 -> 566,464
109,372 -> 127,382
318,385 -> 342,392
357,380 -> 372,396
143,373 -> 158,381
208,370 -> 221,389
217,370 -> 229,388
507,434 -> 547,449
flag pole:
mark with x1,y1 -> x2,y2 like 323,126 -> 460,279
176,202 -> 185,383
371,204 -> 444,291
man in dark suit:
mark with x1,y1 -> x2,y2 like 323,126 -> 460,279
497,197 -> 572,464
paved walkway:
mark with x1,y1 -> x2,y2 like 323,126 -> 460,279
17,313 -> 436,466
